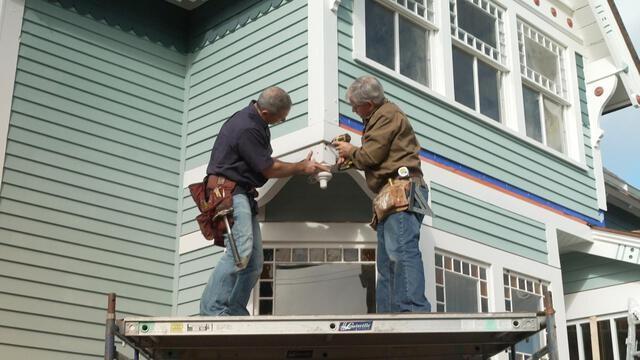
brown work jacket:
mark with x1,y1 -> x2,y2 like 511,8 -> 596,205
347,100 -> 423,194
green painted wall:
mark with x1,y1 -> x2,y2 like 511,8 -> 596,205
183,0 -> 309,171
561,252 -> 640,294
176,0 -> 309,315
180,0 -> 309,236
604,203 -> 640,232
177,246 -> 224,316
0,0 -> 185,357
336,0 -> 600,223
431,183 -> 548,263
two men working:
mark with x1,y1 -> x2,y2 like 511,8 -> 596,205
200,76 -> 431,316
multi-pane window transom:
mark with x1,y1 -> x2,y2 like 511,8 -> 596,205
435,252 -> 489,313
504,271 -> 550,359
450,0 -> 506,66
257,247 -> 376,315
390,0 -> 435,23
518,21 -> 567,99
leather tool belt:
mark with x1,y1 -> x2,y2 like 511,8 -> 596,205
188,175 -> 237,247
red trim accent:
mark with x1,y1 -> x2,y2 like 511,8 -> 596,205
339,123 -> 587,225
533,0 -> 540,6
567,18 -> 573,28
551,7 -> 557,17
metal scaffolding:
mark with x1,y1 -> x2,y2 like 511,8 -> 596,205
104,292 -> 560,360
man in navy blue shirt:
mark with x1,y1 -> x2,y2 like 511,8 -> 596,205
200,87 -> 328,316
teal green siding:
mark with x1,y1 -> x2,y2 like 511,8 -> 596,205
176,0 -> 309,315
431,183 -> 548,263
561,252 -> 640,294
184,0 -> 309,171
0,0 -> 184,357
176,246 -> 224,316
604,204 -> 640,231
180,0 -> 309,237
337,0 -> 599,221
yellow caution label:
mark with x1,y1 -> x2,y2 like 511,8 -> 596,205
170,323 -> 185,333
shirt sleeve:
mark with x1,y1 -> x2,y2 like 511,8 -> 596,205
236,128 -> 274,173
348,112 -> 398,169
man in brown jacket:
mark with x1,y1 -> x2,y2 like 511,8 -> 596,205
334,75 -> 431,313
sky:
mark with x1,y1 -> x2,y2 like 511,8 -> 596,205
600,0 -> 640,188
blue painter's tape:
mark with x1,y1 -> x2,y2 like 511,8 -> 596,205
338,115 -> 605,227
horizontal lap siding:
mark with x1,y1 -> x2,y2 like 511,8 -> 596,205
183,0 -> 309,172
0,0 -> 185,357
336,0 -> 599,225
431,183 -> 548,263
561,252 -> 640,294
180,0 -> 309,236
177,0 -> 309,315
176,246 -> 224,316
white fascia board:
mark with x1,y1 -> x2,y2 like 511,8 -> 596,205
587,0 -> 640,107
562,228 -> 640,264
0,0 -> 25,188
307,0 -> 339,130
564,281 -> 640,321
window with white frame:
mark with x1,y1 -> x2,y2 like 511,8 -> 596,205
504,270 -> 550,359
518,20 -> 568,153
434,252 -> 489,313
567,315 -> 640,360
257,247 -> 376,315
364,0 -> 434,86
450,0 -> 506,122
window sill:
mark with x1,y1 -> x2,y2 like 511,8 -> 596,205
352,53 -> 589,172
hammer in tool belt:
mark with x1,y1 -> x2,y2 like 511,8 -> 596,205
212,208 -> 243,268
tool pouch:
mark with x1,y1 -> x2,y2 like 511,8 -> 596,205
188,175 -> 236,247
369,179 -> 410,230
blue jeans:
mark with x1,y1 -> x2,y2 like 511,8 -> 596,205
200,194 -> 263,316
376,185 -> 431,313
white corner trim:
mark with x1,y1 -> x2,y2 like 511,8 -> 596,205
307,0 -> 339,128
0,0 -> 25,188
586,60 -> 618,211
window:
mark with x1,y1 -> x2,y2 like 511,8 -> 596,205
504,271 -> 549,359
518,21 -> 568,153
450,0 -> 506,122
364,0 -> 433,86
434,252 -> 489,313
257,247 -> 376,315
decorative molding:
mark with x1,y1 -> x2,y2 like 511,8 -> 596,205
330,0 -> 342,13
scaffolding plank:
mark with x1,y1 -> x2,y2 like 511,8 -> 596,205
116,313 -> 544,359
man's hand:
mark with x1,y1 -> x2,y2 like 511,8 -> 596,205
262,151 -> 330,178
332,141 -> 356,159
300,150 -> 330,175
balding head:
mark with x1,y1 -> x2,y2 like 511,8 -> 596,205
257,87 -> 292,115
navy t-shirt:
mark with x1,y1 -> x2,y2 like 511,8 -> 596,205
207,101 -> 274,192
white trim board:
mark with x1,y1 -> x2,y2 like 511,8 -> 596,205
0,0 -> 25,187
306,0 -> 339,127
564,281 -> 640,321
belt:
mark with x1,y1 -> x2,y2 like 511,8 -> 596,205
392,168 -> 425,185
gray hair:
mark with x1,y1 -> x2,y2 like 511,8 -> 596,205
257,86 -> 292,114
346,75 -> 385,106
